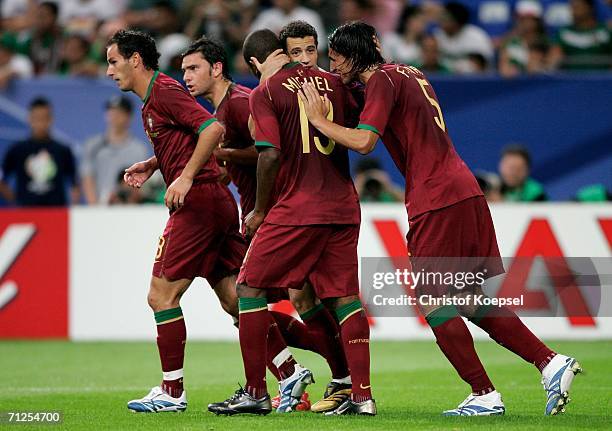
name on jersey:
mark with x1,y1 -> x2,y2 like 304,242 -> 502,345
282,76 -> 333,94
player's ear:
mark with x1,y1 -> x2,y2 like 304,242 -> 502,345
130,52 -> 141,69
212,62 -> 223,79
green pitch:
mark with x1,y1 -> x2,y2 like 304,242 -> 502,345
1,340 -> 610,430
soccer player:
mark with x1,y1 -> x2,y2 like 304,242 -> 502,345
181,35 -> 351,413
298,21 -> 581,416
210,29 -> 375,416
106,29 -> 305,413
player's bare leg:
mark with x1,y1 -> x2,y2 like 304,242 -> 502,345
454,286 -> 580,415
127,276 -> 191,413
324,295 -> 376,416
290,285 -> 352,412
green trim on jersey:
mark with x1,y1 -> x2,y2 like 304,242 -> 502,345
197,118 -> 217,134
255,141 -> 276,150
143,70 -> 160,103
357,123 -> 381,135
425,305 -> 459,328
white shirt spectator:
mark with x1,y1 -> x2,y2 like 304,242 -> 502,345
80,133 -> 148,204
1,0 -> 29,18
250,5 -> 326,50
434,24 -> 494,68
59,0 -> 127,24
381,32 -> 422,65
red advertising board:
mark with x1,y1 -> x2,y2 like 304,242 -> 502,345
0,209 -> 69,338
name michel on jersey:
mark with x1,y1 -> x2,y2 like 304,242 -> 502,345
281,75 -> 334,94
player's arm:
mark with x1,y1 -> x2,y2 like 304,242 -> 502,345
244,146 -> 280,237
165,120 -> 224,209
298,82 -> 378,154
244,84 -> 281,237
214,146 -> 258,165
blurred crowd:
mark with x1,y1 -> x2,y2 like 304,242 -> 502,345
1,95 -> 608,207
0,0 -> 611,89
0,0 -> 609,206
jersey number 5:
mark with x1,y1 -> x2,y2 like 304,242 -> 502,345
297,94 -> 335,155
416,78 -> 446,132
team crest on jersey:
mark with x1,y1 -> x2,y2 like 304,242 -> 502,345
146,114 -> 159,138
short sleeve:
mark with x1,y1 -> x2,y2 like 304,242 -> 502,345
357,70 -> 396,137
249,84 -> 280,151
1,144 -> 17,181
158,86 -> 217,135
79,136 -> 101,177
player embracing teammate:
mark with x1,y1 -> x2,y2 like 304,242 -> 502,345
298,21 -> 581,417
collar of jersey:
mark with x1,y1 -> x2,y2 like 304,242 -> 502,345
283,61 -> 300,70
143,70 -> 160,104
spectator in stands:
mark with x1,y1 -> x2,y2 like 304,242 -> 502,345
58,33 -> 99,77
1,0 -> 36,32
0,97 -> 79,206
416,35 -> 451,73
354,158 -> 403,202
475,170 -> 503,202
498,144 -> 547,202
339,0 -> 376,23
0,33 -> 33,88
499,0 -> 550,77
381,5 -> 426,66
575,184 -> 611,201
250,0 -> 326,50
17,1 -> 63,75
433,2 -> 494,73
60,0 -> 125,36
549,0 -> 612,70
80,96 -> 148,205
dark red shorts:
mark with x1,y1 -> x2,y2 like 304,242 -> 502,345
406,196 -> 505,297
153,182 -> 247,285
237,223 -> 359,299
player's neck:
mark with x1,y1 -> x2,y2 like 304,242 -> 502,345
359,68 -> 377,84
134,69 -> 157,101
210,79 -> 232,109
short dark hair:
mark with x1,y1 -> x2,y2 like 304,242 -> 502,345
279,21 -> 318,50
183,36 -> 232,80
444,2 -> 470,27
30,97 -> 51,110
502,144 -> 531,168
40,1 -> 59,17
242,29 -> 282,75
396,5 -> 422,34
328,21 -> 385,75
107,29 -> 160,71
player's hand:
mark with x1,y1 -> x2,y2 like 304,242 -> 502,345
298,82 -> 330,126
244,210 -> 265,239
124,160 -> 155,188
253,49 -> 289,83
164,175 -> 193,210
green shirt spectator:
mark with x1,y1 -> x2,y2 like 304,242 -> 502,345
499,144 -> 547,202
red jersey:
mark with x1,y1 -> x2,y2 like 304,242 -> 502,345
215,83 -> 257,216
357,64 -> 482,219
250,63 -> 360,226
141,71 -> 220,186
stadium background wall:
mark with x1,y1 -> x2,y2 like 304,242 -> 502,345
0,204 -> 610,340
